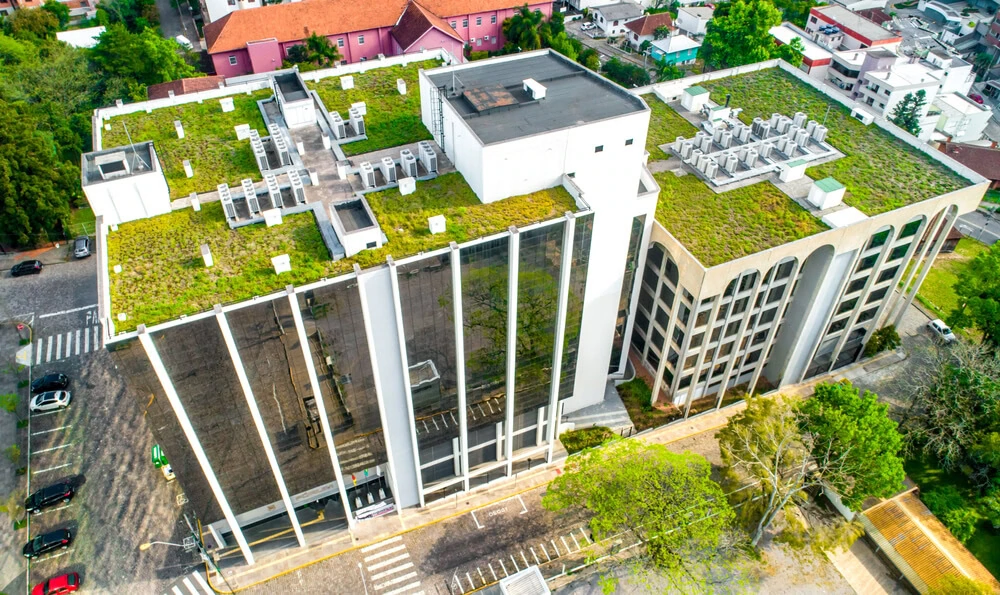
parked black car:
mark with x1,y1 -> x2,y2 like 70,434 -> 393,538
31,373 -> 69,394
22,529 -> 72,559
25,482 -> 75,515
11,260 -> 42,277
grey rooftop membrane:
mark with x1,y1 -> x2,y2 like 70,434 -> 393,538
82,142 -> 156,185
426,51 -> 646,145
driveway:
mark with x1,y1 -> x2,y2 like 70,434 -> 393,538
956,209 -> 1000,246
565,18 -> 650,70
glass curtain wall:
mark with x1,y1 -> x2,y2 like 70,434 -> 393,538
225,298 -> 346,542
559,214 -> 594,400
396,252 -> 461,500
608,215 -> 643,374
299,281 -> 392,519
151,318 -> 289,560
512,223 -> 564,464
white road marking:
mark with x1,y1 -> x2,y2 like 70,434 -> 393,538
361,535 -> 402,553
367,553 -> 409,571
561,535 -> 572,552
520,550 -> 529,567
84,326 -> 90,353
466,572 -> 474,590
580,527 -> 592,544
39,504 -> 72,515
550,539 -> 560,556
383,582 -> 422,595
363,544 -> 407,562
38,304 -> 98,319
191,571 -> 213,594
45,337 -> 53,363
477,567 -> 486,585
530,547 -> 539,565
34,443 -> 73,454
517,495 -> 528,514
571,533 -> 581,550
35,340 -> 42,365
172,586 -> 183,595
29,410 -> 63,419
510,554 -> 519,572
498,559 -> 508,577
373,571 -> 418,590
471,510 -> 484,529
181,577 -> 198,594
488,562 -> 497,581
65,332 -> 72,357
32,425 -> 71,436
33,462 -> 72,474
370,562 -> 413,580
93,326 -> 100,350
56,333 -> 62,360
75,330 -> 81,356
540,543 -> 550,561
40,549 -> 70,561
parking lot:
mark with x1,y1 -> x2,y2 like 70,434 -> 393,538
1,254 -> 207,594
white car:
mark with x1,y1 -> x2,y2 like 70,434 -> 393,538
29,391 -> 71,413
927,319 -> 957,343
581,22 -> 596,31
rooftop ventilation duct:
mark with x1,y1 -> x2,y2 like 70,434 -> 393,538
523,78 -> 547,101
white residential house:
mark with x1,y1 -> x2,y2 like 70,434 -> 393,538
675,6 -> 714,37
591,2 -> 645,37
930,92 -> 992,142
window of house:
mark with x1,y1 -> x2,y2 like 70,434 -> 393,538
690,332 -> 704,348
625,138 -> 633,146
867,229 -> 891,250
476,38 -> 482,46
828,318 -> 848,334
837,298 -> 858,315
463,18 -> 469,27
227,0 -> 235,5
613,19 -> 619,25
484,35 -> 490,42
358,35 -> 365,44
476,16 -> 482,25
228,55 -> 238,65
491,15 -> 497,24
725,320 -> 740,338
451,21 -> 457,28
857,308 -> 878,323
595,145 -> 604,153
866,287 -> 888,303
695,310 -> 710,328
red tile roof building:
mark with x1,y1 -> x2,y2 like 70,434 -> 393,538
147,76 -> 227,100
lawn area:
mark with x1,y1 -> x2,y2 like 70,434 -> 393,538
616,378 -> 683,431
701,68 -> 968,216
108,172 -> 577,331
107,202 -> 349,332
351,172 -> 578,269
310,60 -> 440,157
103,90 -> 272,199
913,238 -> 987,322
905,456 -> 1000,579
985,189 -> 1000,205
559,426 -> 616,454
68,207 -> 96,237
642,93 -> 699,161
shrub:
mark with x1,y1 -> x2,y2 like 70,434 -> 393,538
976,489 -> 1000,529
469,50 -> 489,61
864,325 -> 901,358
560,427 -> 615,454
923,486 -> 980,542
0,394 -> 16,414
5,445 -> 20,465
929,574 -> 994,595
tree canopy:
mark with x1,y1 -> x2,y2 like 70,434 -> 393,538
286,33 -> 342,70
699,0 -> 803,70
90,25 -> 198,101
949,241 -> 1000,348
889,90 -> 927,136
543,439 -> 735,570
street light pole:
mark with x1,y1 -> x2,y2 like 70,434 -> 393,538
140,513 -> 236,593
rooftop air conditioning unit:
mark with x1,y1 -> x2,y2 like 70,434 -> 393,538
720,131 -> 732,148
793,112 -> 807,128
331,113 -> 347,139
218,183 -> 237,221
806,120 -> 818,135
418,141 -> 437,173
688,148 -> 702,165
380,157 -> 397,184
794,129 -> 810,147
724,153 -> 738,173
673,136 -> 685,152
812,125 -> 828,142
759,143 -> 773,159
752,117 -> 764,137
264,174 -> 281,209
400,149 -> 418,178
736,125 -> 750,143
242,178 -> 261,214
349,108 -> 366,136
680,141 -> 693,159
769,113 -> 780,128
699,136 -> 712,153
287,170 -> 306,204
359,162 -> 377,189
705,160 -> 719,178
713,127 -> 724,143
522,78 -> 547,100
745,149 -> 758,166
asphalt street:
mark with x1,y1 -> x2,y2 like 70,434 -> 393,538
956,209 -> 1000,247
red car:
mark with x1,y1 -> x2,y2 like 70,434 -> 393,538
970,93 -> 984,104
31,573 -> 80,595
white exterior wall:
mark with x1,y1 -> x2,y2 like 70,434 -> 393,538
280,98 -> 316,129
83,170 -> 171,226
595,12 -> 642,37
203,0 -> 258,25
675,12 -> 709,36
934,99 -> 992,143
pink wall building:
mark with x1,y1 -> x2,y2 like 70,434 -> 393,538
205,0 -> 551,77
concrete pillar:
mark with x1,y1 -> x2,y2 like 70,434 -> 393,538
546,214 -> 576,462
887,215 -> 940,324
894,211 -> 956,328
747,260 -> 801,396
504,227 -> 520,476
138,330 -> 256,566
449,243 -> 470,492
215,306 -> 305,548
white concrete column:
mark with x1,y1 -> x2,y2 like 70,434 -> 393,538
215,306 -> 306,548
504,227 -> 520,476
546,214 -> 576,462
714,273 -> 763,409
354,265 -> 403,516
138,329 -> 256,566
387,257 -> 426,508
888,215 -> 940,324
895,212 -> 956,328
449,243 -> 470,492
747,261 -> 801,396
286,287 -> 355,529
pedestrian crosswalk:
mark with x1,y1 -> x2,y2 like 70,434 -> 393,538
361,536 -> 423,595
162,571 -> 213,595
33,326 -> 101,366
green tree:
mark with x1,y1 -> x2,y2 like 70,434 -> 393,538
699,0 -> 782,70
949,241 -> 1000,347
41,0 -> 71,29
775,36 -> 805,68
543,439 -> 735,571
8,8 -> 59,40
303,32 -> 341,67
602,57 -> 650,87
972,52 -> 994,76
100,0 -> 159,32
502,5 -> 544,51
889,90 -> 927,135
578,47 -> 600,71
772,0 -> 818,28
923,486 -> 981,542
0,102 -> 76,246
653,25 -> 671,40
640,39 -> 652,54
547,32 -> 579,61
656,61 -> 684,82
90,24 -> 198,99
799,381 -> 906,510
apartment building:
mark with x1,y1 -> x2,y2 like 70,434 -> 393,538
91,50 -> 656,569
628,61 -> 986,417
805,4 -> 902,51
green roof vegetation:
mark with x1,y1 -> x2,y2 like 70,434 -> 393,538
642,94 -> 827,267
102,90 -> 272,200
310,60 -> 440,157
700,68 -> 968,215
107,172 -> 577,331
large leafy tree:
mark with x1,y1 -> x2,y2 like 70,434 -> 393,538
41,0 -> 71,30
889,90 -> 927,135
0,102 -> 77,246
502,5 -> 544,51
699,0 -> 788,70
99,0 -> 159,33
7,8 -> 59,40
949,241 -> 1000,348
602,57 -> 650,87
543,440 -> 735,571
303,33 -> 341,67
799,381 -> 905,510
772,0 -> 818,28
90,25 -> 198,100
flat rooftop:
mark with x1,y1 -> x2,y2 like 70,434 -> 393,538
107,172 -> 578,332
426,51 -> 646,145
642,65 -> 971,267
813,4 -> 901,43
82,143 -> 156,185
770,25 -> 832,62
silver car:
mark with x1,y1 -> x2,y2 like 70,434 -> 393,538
29,391 -> 72,413
927,319 -> 957,343
73,237 -> 91,259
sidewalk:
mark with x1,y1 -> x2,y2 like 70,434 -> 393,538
0,244 -> 71,268
205,348 -> 910,592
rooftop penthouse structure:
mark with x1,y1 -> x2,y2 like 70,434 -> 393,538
90,50 -> 658,569
631,60 -> 986,419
